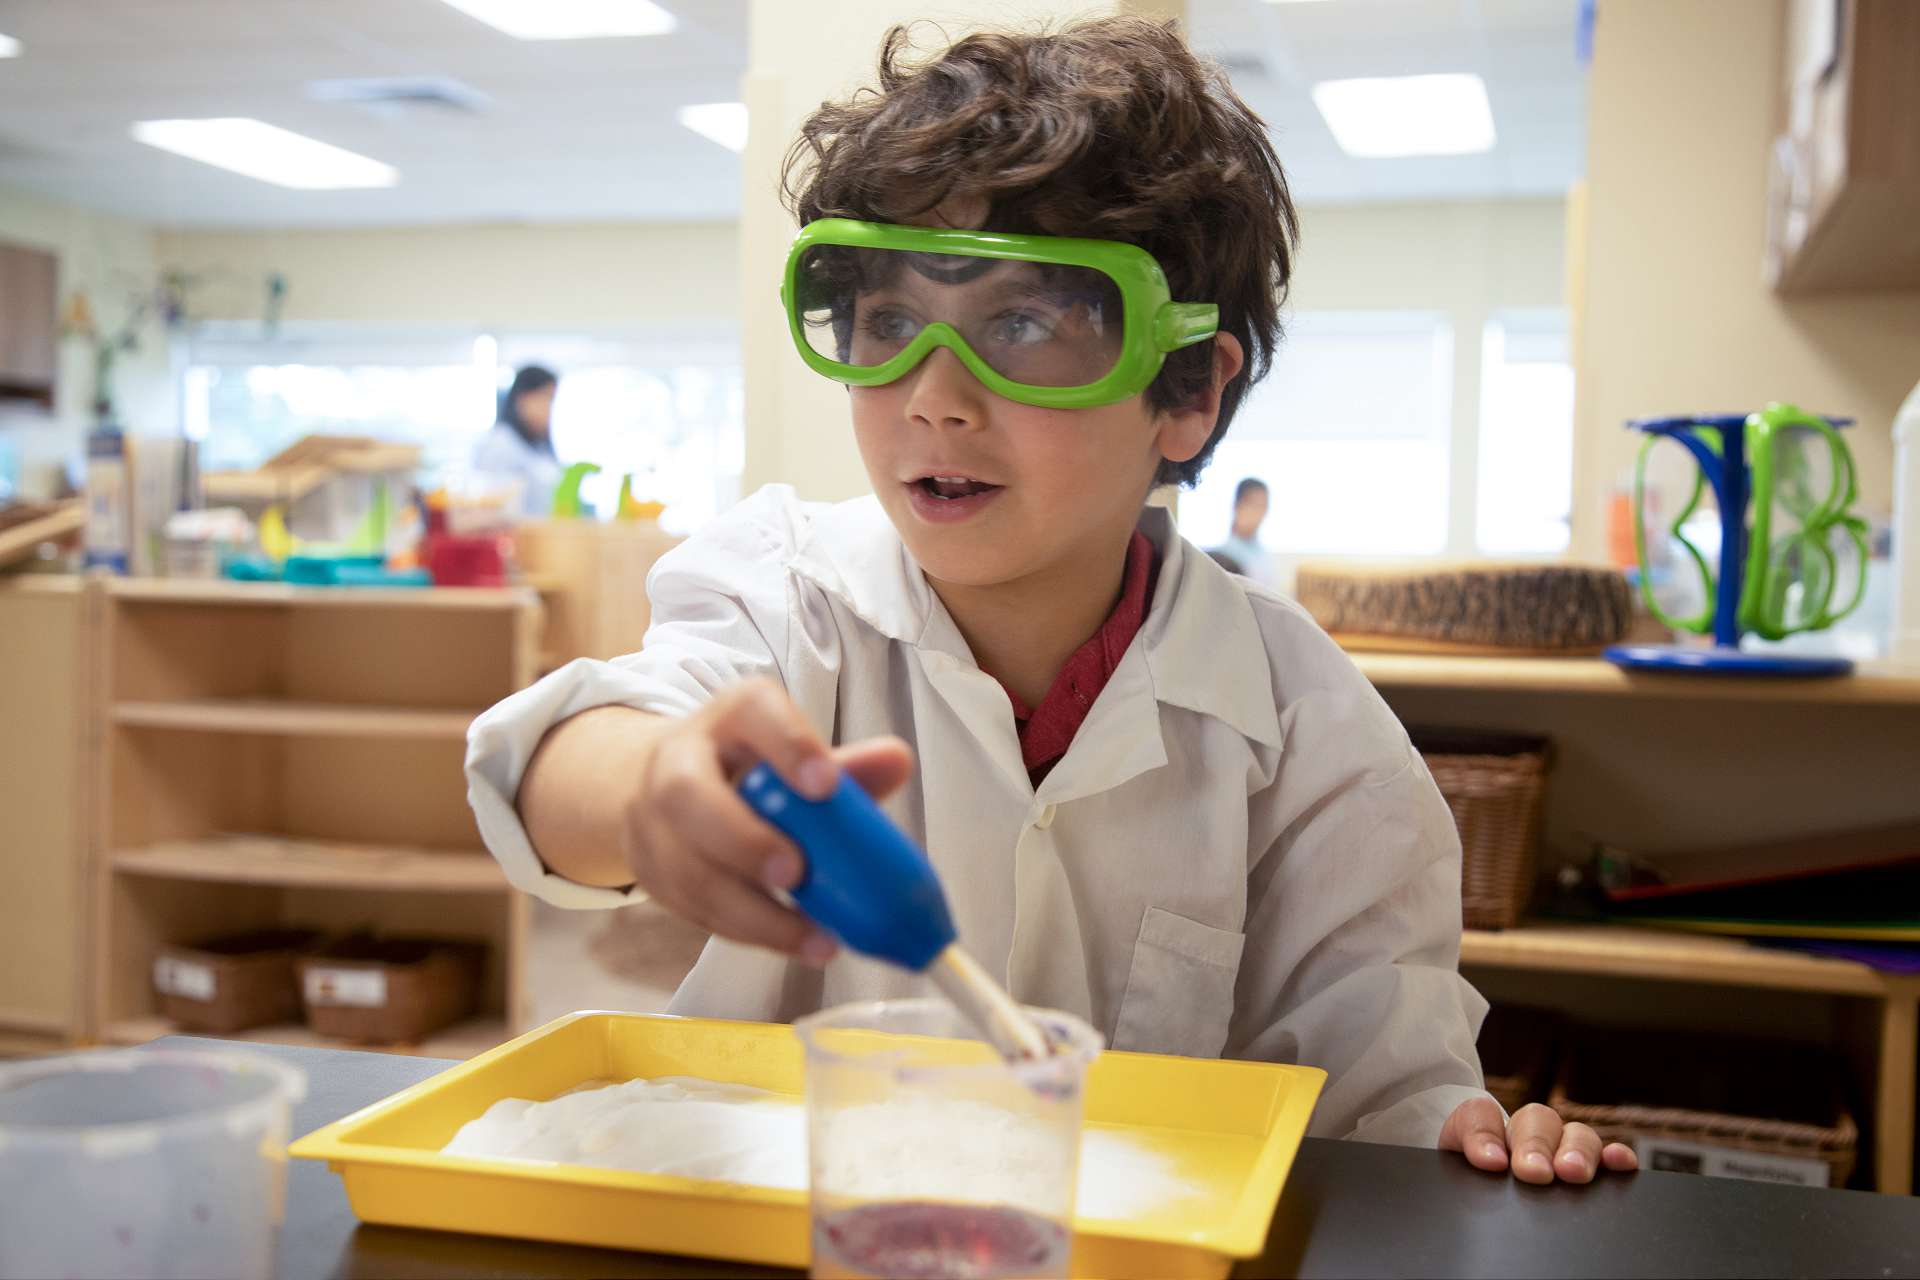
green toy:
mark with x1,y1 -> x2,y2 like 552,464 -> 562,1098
1608,402 -> 1868,677
551,462 -> 602,518
781,218 -> 1218,409
1631,403 -> 1868,641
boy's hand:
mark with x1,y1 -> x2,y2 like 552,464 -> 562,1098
1439,1098 -> 1638,1184
629,680 -> 914,965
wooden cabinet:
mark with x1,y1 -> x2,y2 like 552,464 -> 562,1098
1767,0 -> 1920,294
515,518 -> 683,668
0,579 -> 91,1054
89,579 -> 542,1058
0,241 -> 58,405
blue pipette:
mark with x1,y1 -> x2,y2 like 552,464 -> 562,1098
737,764 -> 1051,1060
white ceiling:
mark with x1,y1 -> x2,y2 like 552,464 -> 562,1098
0,0 -> 1584,229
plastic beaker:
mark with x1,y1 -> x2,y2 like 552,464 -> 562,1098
0,1048 -> 306,1280
795,998 -> 1101,1280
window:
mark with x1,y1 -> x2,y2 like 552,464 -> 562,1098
1177,307 -> 1574,572
182,326 -> 744,533
1476,309 -> 1573,555
1180,311 -> 1454,558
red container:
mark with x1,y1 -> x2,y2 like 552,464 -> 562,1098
424,532 -> 510,587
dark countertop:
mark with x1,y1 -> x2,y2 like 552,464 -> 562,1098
156,1036 -> 1920,1280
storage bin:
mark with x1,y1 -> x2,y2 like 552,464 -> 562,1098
1411,729 -> 1551,930
1549,1029 -> 1857,1188
297,935 -> 484,1044
153,928 -> 322,1033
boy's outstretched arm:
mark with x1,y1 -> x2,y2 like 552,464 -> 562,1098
467,487 -> 911,957
515,690 -> 911,959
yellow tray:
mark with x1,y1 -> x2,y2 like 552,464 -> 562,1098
291,1011 -> 1324,1279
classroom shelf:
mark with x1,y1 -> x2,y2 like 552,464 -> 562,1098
102,1015 -> 512,1060
1462,922 -> 1919,1197
90,581 -> 540,1072
1461,923 -> 1900,997
1350,652 -> 1920,705
111,836 -> 507,894
112,698 -> 480,739
106,577 -> 539,612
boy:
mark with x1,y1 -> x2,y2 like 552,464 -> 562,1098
467,17 -> 1632,1185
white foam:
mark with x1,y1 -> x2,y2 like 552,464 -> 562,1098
441,1076 -> 1201,1218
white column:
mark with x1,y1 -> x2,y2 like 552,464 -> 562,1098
739,0 -> 1187,503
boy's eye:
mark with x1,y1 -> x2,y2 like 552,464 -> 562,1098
989,310 -> 1055,346
860,306 -> 922,343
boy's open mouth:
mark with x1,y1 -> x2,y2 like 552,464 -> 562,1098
916,475 -> 1003,501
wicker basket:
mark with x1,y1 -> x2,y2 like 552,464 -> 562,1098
296,935 -> 484,1044
153,929 -> 322,1033
1477,1005 -> 1561,1114
1411,729 -> 1551,930
1550,1030 -> 1857,1188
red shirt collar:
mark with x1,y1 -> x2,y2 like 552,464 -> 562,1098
1000,528 -> 1158,781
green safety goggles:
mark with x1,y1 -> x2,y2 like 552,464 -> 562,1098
780,218 -> 1219,409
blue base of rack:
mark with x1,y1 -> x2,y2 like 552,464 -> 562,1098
1601,644 -> 1854,678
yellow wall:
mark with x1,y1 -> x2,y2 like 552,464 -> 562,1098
1572,0 -> 1920,559
154,221 -> 738,332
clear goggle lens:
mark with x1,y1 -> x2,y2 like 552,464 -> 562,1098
795,244 -> 1126,389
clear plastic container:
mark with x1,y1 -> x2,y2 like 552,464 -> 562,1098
795,998 -> 1101,1280
0,1048 -> 307,1280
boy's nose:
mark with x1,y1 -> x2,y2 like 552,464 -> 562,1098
902,346 -> 987,433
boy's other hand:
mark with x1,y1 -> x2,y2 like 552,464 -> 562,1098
1439,1098 -> 1638,1184
629,679 -> 914,965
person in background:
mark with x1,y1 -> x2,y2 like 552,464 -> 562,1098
1215,476 -> 1273,584
474,365 -> 563,516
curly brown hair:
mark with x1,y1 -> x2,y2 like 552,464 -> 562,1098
782,16 -> 1297,487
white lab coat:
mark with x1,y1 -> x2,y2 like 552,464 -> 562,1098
472,421 -> 563,517
466,485 -> 1492,1146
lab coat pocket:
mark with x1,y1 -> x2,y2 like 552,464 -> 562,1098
1111,907 -> 1246,1058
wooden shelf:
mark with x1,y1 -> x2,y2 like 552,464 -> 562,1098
103,1015 -> 510,1060
1351,652 -> 1920,705
1461,923 -> 1904,998
113,698 -> 479,739
107,578 -> 538,611
111,836 -> 506,894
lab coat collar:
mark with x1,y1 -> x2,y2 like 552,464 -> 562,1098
786,496 -> 1286,763
1135,505 -> 1286,754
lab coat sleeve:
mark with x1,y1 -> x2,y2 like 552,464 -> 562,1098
464,487 -> 806,909
1225,613 -> 1494,1147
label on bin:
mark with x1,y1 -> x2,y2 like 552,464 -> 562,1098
1633,1136 -> 1830,1187
154,956 -> 216,1001
304,967 -> 388,1008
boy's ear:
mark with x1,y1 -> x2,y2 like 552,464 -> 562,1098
1156,333 -> 1246,465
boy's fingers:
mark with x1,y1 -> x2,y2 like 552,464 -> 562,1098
1601,1142 -> 1640,1173
832,736 -> 916,801
676,861 -> 835,965
708,680 -> 838,799
1554,1121 -> 1605,1184
1438,1097 -> 1509,1172
643,743 -> 804,889
1507,1103 -> 1565,1185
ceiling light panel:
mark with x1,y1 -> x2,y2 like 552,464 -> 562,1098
1311,73 -> 1497,158
0,33 -> 21,57
678,102 -> 747,153
435,0 -> 677,40
131,119 -> 399,190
